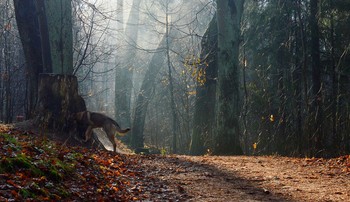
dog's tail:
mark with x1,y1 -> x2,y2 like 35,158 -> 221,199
115,127 -> 130,137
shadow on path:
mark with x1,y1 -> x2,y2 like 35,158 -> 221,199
141,155 -> 295,202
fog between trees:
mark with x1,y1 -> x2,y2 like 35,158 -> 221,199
1,0 -> 350,157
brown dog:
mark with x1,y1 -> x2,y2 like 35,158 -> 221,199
75,111 -> 130,152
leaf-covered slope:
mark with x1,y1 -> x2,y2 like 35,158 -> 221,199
0,126 -> 185,201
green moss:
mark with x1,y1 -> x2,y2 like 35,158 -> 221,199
19,188 -> 36,199
47,167 -> 62,181
56,159 -> 74,173
66,152 -> 83,160
0,154 -> 43,176
4,134 -> 18,144
35,158 -> 75,181
56,187 -> 70,198
0,133 -> 21,151
40,142 -> 56,155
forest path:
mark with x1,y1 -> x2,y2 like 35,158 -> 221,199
140,155 -> 350,201
1,123 -> 349,201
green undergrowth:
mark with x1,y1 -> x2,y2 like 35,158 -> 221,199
0,132 -> 82,200
0,133 -> 75,180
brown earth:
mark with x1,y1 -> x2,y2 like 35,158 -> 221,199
140,155 -> 350,201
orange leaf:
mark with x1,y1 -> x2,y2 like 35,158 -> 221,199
112,186 -> 119,192
7,180 -> 18,188
11,190 -> 18,197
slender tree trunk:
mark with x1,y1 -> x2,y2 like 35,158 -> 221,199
274,0 -> 289,155
296,0 -> 309,155
4,9 -> 12,123
293,5 -> 303,155
214,0 -> 244,155
329,0 -> 340,155
310,0 -> 323,156
164,6 -> 178,154
114,0 -> 129,141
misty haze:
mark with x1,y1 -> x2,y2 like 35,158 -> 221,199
0,0 -> 349,201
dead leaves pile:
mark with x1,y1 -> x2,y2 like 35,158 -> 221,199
0,128 -> 182,201
302,155 -> 350,175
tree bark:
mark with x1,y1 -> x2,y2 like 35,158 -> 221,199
214,0 -> 244,155
36,74 -> 85,130
190,15 -> 218,155
45,0 -> 73,74
14,0 -> 104,150
35,74 -> 104,149
13,0 -> 43,118
34,0 -> 52,73
310,0 -> 324,157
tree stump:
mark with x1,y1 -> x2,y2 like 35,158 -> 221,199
35,74 -> 105,150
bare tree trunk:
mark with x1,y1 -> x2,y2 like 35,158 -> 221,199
45,0 -> 73,74
293,4 -> 303,154
310,0 -> 324,157
329,0 -> 340,155
296,0 -> 309,155
214,0 -> 244,155
13,0 -> 43,118
190,15 -> 218,155
164,5 -> 178,154
34,0 -> 52,73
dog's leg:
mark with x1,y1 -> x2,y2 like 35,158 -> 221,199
104,124 -> 117,152
112,136 -> 116,153
84,125 -> 93,142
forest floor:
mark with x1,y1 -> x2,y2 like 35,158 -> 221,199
0,123 -> 349,201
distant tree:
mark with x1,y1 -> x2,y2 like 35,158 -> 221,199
309,0 -> 324,157
241,0 -> 350,157
131,33 -> 172,149
115,0 -> 141,129
0,0 -> 25,123
114,0 -> 125,126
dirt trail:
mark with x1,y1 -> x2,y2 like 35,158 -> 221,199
3,123 -> 349,201
140,155 -> 350,202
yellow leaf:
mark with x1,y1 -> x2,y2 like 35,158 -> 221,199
253,143 -> 257,150
188,91 -> 196,95
269,115 -> 274,122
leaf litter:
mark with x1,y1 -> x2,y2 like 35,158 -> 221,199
1,125 -> 349,201
0,127 -> 185,201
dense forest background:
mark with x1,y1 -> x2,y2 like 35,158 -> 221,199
0,0 -> 349,157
